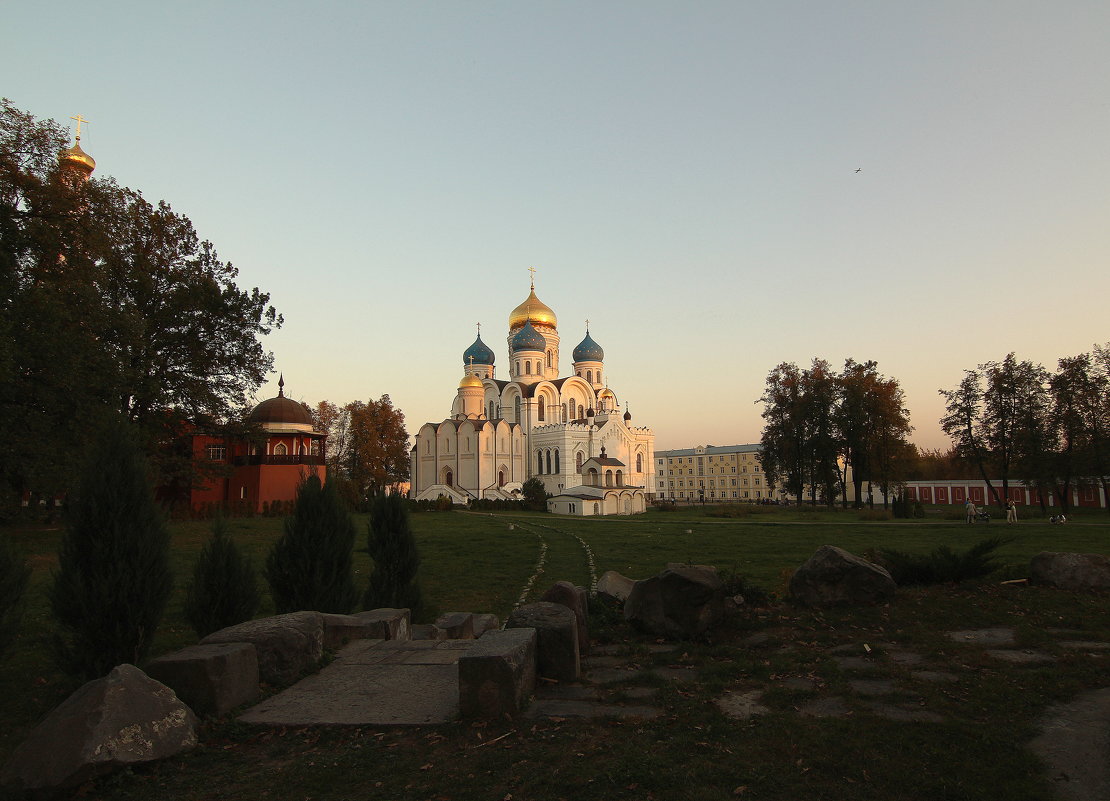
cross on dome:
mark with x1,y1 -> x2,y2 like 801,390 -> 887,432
70,114 -> 90,141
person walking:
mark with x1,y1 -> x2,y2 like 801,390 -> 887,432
965,498 -> 977,524
1006,500 -> 1017,523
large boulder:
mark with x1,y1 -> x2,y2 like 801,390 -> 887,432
144,643 -> 259,717
435,612 -> 476,639
506,602 -> 579,681
0,664 -> 197,797
458,628 -> 537,718
320,613 -> 383,650
541,581 -> 589,655
201,611 -> 324,686
1031,552 -> 1110,590
789,545 -> 896,608
624,565 -> 725,639
354,608 -> 411,641
596,571 -> 636,603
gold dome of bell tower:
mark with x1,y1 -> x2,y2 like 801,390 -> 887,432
508,268 -> 557,331
59,114 -> 95,181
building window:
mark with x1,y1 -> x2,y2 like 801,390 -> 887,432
576,451 -> 584,471
554,449 -> 560,473
525,362 -> 531,375
586,370 -> 593,384
514,397 -> 521,421
538,402 -> 544,421
206,445 -> 226,461
273,442 -> 288,456
636,453 -> 643,472
537,452 -> 544,474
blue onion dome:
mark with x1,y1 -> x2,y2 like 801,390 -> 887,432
463,334 -> 495,366
573,329 -> 604,362
510,319 -> 546,352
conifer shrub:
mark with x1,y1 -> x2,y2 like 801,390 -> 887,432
50,421 -> 173,679
265,475 -> 358,614
364,492 -> 423,618
874,537 -> 1012,586
0,532 -> 31,658
184,516 -> 260,637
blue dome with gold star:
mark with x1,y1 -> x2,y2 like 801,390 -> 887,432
572,330 -> 604,362
463,334 -> 495,366
510,320 -> 546,352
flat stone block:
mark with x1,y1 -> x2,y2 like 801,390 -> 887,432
946,628 -> 1015,646
355,608 -> 411,641
435,612 -> 475,639
472,614 -> 500,637
458,628 -> 537,719
715,690 -> 770,719
201,611 -> 324,687
321,613 -> 380,650
145,643 -> 259,717
507,602 -> 579,682
411,624 -> 447,641
985,649 -> 1055,665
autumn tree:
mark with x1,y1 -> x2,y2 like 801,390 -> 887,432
759,362 -> 806,504
318,396 -> 409,504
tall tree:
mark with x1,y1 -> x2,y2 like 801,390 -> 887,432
50,420 -> 173,679
0,100 -> 282,509
343,395 -> 410,501
184,515 -> 260,638
1087,344 -> 1110,512
364,493 -> 423,617
759,362 -> 806,505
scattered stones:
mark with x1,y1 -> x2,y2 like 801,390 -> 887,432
1031,552 -> 1110,591
0,664 -> 197,797
411,624 -> 447,640
202,611 -> 324,687
715,690 -> 770,719
144,642 -> 259,717
985,649 -> 1055,665
596,570 -> 637,603
542,581 -> 590,655
507,602 -> 580,681
946,627 -> 1016,646
472,613 -> 500,637
624,565 -> 725,639
788,545 -> 896,608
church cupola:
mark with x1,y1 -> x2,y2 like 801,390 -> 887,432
59,114 -> 95,184
572,325 -> 605,387
510,319 -> 546,353
462,325 -> 495,379
507,269 -> 561,381
455,371 -> 484,417
509,319 -> 546,383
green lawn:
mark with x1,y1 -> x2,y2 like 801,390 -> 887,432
2,504 -> 1109,799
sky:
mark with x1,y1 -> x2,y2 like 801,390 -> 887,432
6,1 -> 1108,451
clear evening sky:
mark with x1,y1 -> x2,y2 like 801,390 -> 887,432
7,2 -> 1108,450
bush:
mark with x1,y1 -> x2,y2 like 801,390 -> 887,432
719,568 -> 773,607
265,475 -> 358,614
50,421 -> 173,679
0,532 -> 30,659
364,493 -> 424,618
184,516 -> 260,637
520,477 -> 549,512
874,537 -> 1012,586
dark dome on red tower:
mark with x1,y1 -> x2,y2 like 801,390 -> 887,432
247,375 -> 312,426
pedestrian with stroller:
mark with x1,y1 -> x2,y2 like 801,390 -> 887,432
1006,500 -> 1017,523
965,498 -> 976,524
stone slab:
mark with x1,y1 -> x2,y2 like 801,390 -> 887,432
849,679 -> 898,697
354,608 -> 411,641
861,702 -> 944,723
798,697 -> 851,718
458,628 -> 536,719
1059,641 -> 1110,651
1029,687 -> 1110,801
523,699 -> 662,720
715,690 -> 770,719
947,628 -> 1015,646
144,642 -> 259,717
985,649 -> 1055,665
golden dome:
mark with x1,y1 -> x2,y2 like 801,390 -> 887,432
458,373 -> 483,389
60,140 -> 96,174
509,288 -> 557,330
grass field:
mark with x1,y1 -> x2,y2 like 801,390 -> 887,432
2,504 -> 1109,799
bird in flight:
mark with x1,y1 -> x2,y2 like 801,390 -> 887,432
855,168 -> 862,173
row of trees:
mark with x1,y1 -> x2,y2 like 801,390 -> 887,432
1,99 -> 281,512
759,359 -> 913,507
940,347 -> 1110,512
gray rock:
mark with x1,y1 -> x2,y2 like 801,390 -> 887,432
624,565 -> 725,639
435,612 -> 475,639
596,570 -> 636,603
458,628 -> 537,718
144,642 -> 259,717
472,613 -> 500,637
715,690 -> 770,719
541,581 -> 590,655
320,613 -> 380,650
354,608 -> 411,641
1031,552 -> 1110,591
0,664 -> 197,797
507,602 -> 580,681
411,624 -> 447,640
789,545 -> 896,608
201,611 -> 324,687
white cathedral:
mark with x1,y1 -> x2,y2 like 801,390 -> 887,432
410,279 -> 655,515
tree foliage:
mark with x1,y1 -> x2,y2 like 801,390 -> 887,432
364,493 -> 423,617
760,358 -> 911,507
0,100 -> 282,509
314,396 -> 409,505
184,515 -> 260,637
521,477 -> 549,511
265,475 -> 358,614
49,420 -> 173,679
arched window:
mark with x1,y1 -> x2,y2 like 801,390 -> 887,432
498,470 -> 505,487
525,362 -> 531,375
593,502 -> 600,516
616,470 -> 624,485
587,468 -> 598,486
488,400 -> 494,419
578,404 -> 584,419
636,453 -> 643,472
538,400 -> 544,421
561,404 -> 567,422
545,450 -> 552,474
576,451 -> 584,471
605,470 -> 614,487
554,449 -> 560,473
274,442 -> 288,456
546,350 -> 552,368
514,396 -> 521,421
586,370 -> 593,384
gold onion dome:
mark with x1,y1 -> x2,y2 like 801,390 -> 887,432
60,140 -> 96,174
509,288 -> 557,331
459,373 -> 483,389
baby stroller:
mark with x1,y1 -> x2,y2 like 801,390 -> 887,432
975,509 -> 991,523
1049,514 -> 1067,524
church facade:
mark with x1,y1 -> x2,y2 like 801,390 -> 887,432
410,280 -> 655,515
